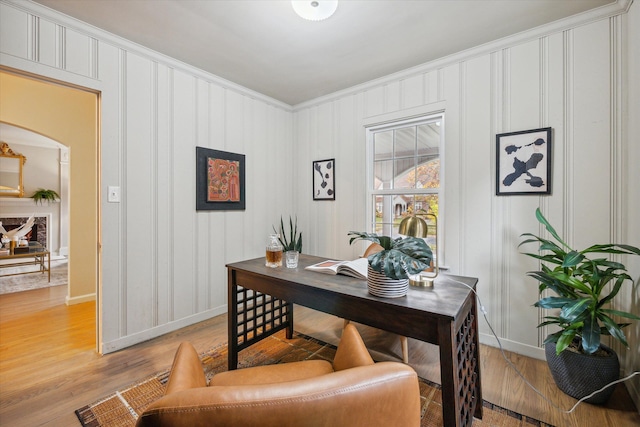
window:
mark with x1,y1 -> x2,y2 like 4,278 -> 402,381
366,114 -> 442,252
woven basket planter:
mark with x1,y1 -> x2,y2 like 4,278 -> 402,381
545,340 -> 619,404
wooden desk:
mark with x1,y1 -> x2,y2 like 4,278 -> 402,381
227,254 -> 482,427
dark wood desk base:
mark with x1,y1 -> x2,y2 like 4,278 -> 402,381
227,255 -> 482,427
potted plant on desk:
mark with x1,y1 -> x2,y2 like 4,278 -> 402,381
519,208 -> 640,404
273,216 -> 302,268
348,231 -> 433,298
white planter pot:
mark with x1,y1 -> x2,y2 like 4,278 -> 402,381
366,265 -> 409,298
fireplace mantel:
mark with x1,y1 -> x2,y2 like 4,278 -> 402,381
0,197 -> 59,206
1,201 -> 62,256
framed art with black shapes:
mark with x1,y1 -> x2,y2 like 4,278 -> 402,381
313,158 -> 335,201
196,147 -> 245,210
496,127 -> 552,196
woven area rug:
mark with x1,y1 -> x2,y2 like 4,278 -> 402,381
75,330 -> 554,427
0,259 -> 68,294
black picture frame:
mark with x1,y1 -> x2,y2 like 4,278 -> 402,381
196,147 -> 245,211
496,127 -> 552,196
312,158 -> 335,200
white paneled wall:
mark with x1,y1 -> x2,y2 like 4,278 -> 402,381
291,2 -> 639,374
1,0 -> 293,352
624,0 -> 640,405
1,1 -> 638,405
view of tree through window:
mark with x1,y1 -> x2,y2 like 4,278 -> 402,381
368,115 -> 442,250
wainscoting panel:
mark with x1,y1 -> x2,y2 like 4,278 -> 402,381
500,38 -> 547,349
459,54 -> 496,344
123,51 -> 154,334
195,78 -> 211,315
171,69 -> 198,322
401,73 -> 424,110
63,26 -> 93,77
0,3 -> 29,59
35,16 -> 57,67
572,20 -> 612,249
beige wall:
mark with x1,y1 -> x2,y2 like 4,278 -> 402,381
0,70 -> 98,301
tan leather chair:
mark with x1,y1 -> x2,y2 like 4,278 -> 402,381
137,323 -> 420,427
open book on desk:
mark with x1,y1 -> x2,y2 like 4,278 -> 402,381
305,258 -> 368,280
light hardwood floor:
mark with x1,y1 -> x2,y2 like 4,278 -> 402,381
0,285 -> 638,426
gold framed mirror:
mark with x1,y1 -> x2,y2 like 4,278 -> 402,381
0,142 -> 26,197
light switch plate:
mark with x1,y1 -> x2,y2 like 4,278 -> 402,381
108,186 -> 120,203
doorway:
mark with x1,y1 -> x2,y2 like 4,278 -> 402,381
0,68 -> 101,350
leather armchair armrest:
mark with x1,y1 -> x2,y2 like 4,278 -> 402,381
137,362 -> 420,427
164,342 -> 207,395
332,323 -> 374,371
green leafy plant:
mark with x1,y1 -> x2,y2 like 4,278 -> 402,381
519,208 -> 640,355
31,188 -> 60,205
273,216 -> 302,252
348,231 -> 433,280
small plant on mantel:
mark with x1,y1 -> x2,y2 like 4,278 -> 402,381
31,189 -> 60,205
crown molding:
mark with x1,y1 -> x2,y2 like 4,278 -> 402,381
293,0 -> 633,111
3,0 -> 293,112
4,0 -> 632,113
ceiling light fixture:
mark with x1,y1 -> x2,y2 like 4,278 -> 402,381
292,1 -> 338,21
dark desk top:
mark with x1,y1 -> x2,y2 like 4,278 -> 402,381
227,253 -> 478,326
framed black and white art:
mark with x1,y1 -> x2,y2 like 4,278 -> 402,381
312,158 -> 335,201
496,127 -> 552,196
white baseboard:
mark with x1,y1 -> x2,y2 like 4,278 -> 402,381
100,305 -> 228,354
66,292 -> 96,305
479,332 -> 545,361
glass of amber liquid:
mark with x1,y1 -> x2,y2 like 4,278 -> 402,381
265,234 -> 283,268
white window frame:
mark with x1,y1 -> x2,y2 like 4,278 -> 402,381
364,112 -> 445,261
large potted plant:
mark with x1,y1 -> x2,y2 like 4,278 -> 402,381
519,208 -> 640,403
348,231 -> 433,298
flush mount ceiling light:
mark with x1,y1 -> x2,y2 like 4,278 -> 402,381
292,1 -> 338,21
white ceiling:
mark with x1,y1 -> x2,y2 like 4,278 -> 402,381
33,0 -> 613,106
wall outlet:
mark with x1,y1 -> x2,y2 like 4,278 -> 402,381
108,186 -> 120,203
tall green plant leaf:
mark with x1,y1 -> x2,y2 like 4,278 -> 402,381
562,250 -> 584,268
581,314 -> 600,354
535,208 -> 570,250
520,208 -> 640,356
598,313 -> 630,348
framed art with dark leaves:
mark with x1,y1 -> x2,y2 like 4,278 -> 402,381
496,128 -> 552,195
313,158 -> 335,200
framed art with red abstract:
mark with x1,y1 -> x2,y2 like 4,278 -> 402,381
196,147 -> 245,210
